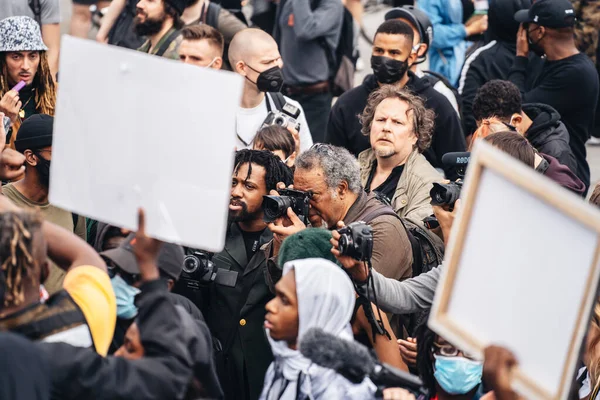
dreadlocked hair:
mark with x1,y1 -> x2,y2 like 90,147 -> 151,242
234,149 -> 294,192
415,314 -> 438,396
0,212 -> 42,307
0,52 -> 56,148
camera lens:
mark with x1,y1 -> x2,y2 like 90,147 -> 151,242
273,116 -> 288,128
263,196 -> 292,222
338,234 -> 352,256
183,255 -> 199,274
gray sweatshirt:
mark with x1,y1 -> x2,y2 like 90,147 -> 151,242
273,0 -> 343,85
357,267 -> 442,315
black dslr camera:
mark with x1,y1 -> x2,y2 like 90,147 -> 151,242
430,152 -> 470,209
337,221 -> 373,261
261,102 -> 301,131
262,188 -> 312,225
181,249 -> 217,285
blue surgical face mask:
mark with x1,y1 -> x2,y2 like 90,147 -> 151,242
111,275 -> 140,319
433,355 -> 483,395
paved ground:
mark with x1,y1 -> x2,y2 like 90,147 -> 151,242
58,0 -> 600,189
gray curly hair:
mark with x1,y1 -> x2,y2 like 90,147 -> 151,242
359,85 -> 435,153
295,144 -> 362,194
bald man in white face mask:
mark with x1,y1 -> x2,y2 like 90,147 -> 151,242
228,29 -> 313,152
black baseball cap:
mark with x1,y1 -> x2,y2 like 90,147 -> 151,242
14,114 -> 53,153
514,0 -> 576,28
101,233 -> 185,281
384,6 -> 433,48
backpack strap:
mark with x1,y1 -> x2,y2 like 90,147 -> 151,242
155,29 -> 181,57
266,92 -> 287,112
206,2 -> 221,29
28,0 -> 42,26
359,205 -> 399,224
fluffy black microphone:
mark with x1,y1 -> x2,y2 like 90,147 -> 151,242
299,328 -> 424,391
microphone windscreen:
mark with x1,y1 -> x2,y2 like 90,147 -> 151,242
299,328 -> 375,384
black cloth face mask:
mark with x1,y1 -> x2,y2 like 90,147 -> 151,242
246,64 -> 284,92
371,55 -> 409,84
34,152 -> 51,188
527,27 -> 545,57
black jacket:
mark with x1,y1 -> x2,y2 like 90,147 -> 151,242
509,53 -> 598,193
326,72 -> 466,179
458,0 -> 543,136
523,103 -> 578,175
41,280 -> 195,400
201,223 -> 274,400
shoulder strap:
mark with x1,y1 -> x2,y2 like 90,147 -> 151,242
206,2 -> 221,28
267,92 -> 286,112
28,0 -> 42,26
360,205 -> 400,224
155,29 -> 181,57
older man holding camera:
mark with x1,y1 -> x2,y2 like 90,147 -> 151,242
268,144 -> 413,282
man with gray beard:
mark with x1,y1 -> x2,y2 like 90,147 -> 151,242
268,143 -> 413,282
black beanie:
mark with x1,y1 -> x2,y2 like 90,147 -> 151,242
14,114 -> 53,154
165,0 -> 187,15
278,228 -> 339,267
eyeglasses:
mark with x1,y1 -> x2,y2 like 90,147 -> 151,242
432,342 -> 479,360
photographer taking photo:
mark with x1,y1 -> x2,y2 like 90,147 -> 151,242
268,144 -> 413,283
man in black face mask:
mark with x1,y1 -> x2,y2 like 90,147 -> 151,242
325,20 -> 466,179
229,29 -> 313,152
510,0 -> 599,195
3,114 -> 86,295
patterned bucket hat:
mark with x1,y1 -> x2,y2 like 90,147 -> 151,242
0,16 -> 48,52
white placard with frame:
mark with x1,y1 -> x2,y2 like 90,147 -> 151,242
429,141 -> 600,399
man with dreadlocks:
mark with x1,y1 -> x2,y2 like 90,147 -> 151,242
187,149 -> 292,400
0,186 -> 116,356
0,16 -> 56,148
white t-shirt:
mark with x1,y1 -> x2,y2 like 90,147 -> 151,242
235,93 -> 313,152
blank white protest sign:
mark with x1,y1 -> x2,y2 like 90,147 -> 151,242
50,35 -> 243,252
429,141 -> 600,400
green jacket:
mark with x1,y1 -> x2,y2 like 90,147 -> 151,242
201,223 -> 274,400
358,148 -> 442,227
138,27 -> 182,60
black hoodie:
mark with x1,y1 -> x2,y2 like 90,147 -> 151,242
522,103 -> 579,176
325,72 -> 466,179
458,0 -> 544,136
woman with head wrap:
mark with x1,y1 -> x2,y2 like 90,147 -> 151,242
261,258 -> 376,400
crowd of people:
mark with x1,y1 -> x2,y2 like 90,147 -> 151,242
0,0 -> 600,399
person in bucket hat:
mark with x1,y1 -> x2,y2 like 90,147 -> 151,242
0,16 -> 56,148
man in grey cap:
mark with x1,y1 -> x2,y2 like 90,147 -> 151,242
136,0 -> 188,60
3,114 -> 87,295
0,16 -> 56,147
100,233 -> 202,353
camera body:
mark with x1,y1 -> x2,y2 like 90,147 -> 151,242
181,249 -> 217,288
262,103 -> 301,132
262,188 -> 312,225
337,221 -> 373,261
429,152 -> 470,209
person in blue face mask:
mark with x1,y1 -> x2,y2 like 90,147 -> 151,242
416,320 -> 484,399
101,233 -> 187,354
